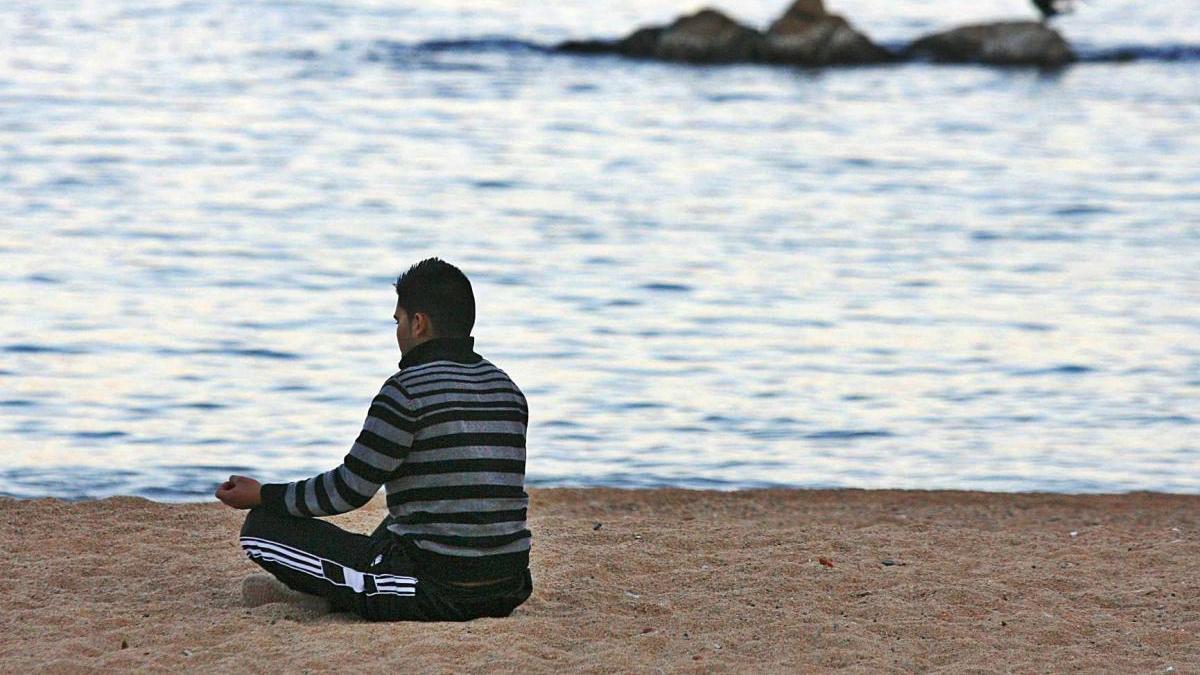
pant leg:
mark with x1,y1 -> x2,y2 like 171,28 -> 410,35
239,508 -> 529,622
239,507 -> 370,602
240,507 -> 429,618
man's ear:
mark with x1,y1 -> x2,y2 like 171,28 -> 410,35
413,312 -> 435,338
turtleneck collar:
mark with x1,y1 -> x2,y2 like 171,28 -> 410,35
398,336 -> 481,370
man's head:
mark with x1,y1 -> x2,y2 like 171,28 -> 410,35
393,258 -> 475,354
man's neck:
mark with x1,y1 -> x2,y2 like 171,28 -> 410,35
398,336 -> 479,369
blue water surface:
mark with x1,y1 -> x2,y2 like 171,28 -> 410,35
1,0 -> 1198,499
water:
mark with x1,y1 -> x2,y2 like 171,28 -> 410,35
2,0 -> 1198,500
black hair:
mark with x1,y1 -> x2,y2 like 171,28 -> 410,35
393,258 -> 475,337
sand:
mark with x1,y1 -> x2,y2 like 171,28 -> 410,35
2,488 -> 1198,673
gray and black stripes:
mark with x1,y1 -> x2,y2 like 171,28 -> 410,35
385,360 -> 530,563
268,355 -> 530,578
276,378 -> 420,518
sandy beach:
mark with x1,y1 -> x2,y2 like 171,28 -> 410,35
2,488 -> 1198,672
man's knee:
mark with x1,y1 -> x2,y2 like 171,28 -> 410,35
239,507 -> 288,569
240,505 -> 276,538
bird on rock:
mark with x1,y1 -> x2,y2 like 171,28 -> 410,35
1031,0 -> 1078,21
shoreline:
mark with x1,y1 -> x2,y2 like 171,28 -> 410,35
9,483 -> 1200,504
3,487 -> 1198,671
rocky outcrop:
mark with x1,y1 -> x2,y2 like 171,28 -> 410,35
763,0 -> 893,65
905,21 -> 1075,67
559,9 -> 765,63
557,5 -> 1078,69
558,3 -> 888,66
615,27 -> 665,58
652,9 -> 767,63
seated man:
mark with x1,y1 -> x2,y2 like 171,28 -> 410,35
216,258 -> 532,621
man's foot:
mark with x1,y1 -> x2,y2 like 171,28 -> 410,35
241,574 -> 330,613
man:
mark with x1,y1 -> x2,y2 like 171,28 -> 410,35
215,258 -> 532,621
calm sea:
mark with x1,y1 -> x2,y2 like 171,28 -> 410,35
2,0 -> 1198,500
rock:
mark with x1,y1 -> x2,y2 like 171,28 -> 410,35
905,21 -> 1075,67
555,27 -> 664,58
651,9 -> 767,63
764,1 -> 893,65
617,27 -> 666,59
782,0 -> 828,19
558,9 -> 766,63
557,1 -> 889,67
556,39 -> 620,55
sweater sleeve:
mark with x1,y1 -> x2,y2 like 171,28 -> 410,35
259,377 -> 417,517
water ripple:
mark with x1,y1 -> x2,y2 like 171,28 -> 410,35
2,0 -> 1198,499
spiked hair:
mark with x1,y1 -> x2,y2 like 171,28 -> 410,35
393,258 -> 475,337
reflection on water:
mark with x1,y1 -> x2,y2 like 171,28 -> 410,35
1,0 -> 1198,499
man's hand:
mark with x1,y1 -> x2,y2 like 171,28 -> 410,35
215,475 -> 262,509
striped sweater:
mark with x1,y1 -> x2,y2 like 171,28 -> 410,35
260,337 -> 530,582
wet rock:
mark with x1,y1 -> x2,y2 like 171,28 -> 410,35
617,27 -> 665,58
652,9 -> 767,63
905,21 -> 1075,67
764,0 -> 893,65
780,0 -> 826,18
557,9 -> 764,63
556,28 -> 665,58
556,38 -> 621,55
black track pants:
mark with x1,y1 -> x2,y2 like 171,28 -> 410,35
239,507 -> 532,622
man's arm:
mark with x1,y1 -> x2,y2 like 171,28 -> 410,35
213,380 -> 415,514
242,378 -> 417,517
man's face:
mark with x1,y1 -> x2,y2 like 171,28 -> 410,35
394,304 -> 417,355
